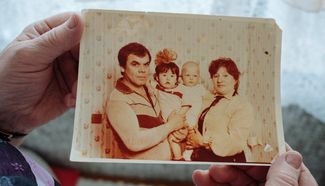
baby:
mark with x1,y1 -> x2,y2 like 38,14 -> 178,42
181,61 -> 208,160
154,48 -> 190,161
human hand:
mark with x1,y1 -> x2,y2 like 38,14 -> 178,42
170,127 -> 188,142
186,128 -> 204,149
192,146 -> 318,186
167,110 -> 186,131
167,133 -> 177,143
177,105 -> 191,115
0,12 -> 83,136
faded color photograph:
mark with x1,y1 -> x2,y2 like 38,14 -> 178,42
70,9 -> 284,165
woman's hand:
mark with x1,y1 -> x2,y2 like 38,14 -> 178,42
186,128 -> 204,149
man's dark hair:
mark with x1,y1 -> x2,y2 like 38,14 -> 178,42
118,42 -> 151,68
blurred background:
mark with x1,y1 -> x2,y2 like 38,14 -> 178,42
1,0 -> 324,185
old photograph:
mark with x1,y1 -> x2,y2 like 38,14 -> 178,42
70,9 -> 285,165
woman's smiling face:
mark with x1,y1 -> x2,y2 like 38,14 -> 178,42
212,66 -> 237,96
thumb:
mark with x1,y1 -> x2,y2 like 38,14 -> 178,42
36,14 -> 83,62
266,151 -> 302,186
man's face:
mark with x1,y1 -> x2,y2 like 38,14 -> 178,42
123,54 -> 150,87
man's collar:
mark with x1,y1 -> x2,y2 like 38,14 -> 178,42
115,78 -> 135,94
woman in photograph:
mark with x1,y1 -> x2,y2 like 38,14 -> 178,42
186,57 -> 254,162
106,42 -> 186,160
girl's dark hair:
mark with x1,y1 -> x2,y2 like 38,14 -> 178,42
154,62 -> 180,82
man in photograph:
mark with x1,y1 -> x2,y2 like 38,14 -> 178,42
106,42 -> 186,160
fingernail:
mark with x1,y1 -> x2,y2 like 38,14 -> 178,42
285,153 -> 302,169
67,15 -> 77,29
192,169 -> 204,185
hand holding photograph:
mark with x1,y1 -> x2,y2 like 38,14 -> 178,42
70,9 -> 285,165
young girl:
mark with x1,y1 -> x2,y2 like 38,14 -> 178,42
154,48 -> 190,161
